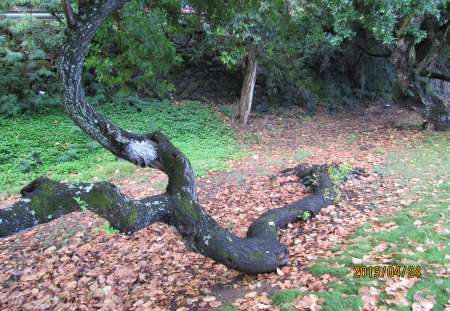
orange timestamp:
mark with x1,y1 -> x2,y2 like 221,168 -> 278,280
353,265 -> 421,278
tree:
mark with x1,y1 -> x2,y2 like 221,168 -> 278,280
310,0 -> 450,130
202,2 -> 298,125
0,0 -> 65,115
0,0 -> 341,274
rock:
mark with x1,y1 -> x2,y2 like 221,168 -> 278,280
254,104 -> 269,113
185,81 -> 199,93
190,93 -> 202,100
265,123 -> 276,131
299,91 -> 317,116
178,80 -> 189,89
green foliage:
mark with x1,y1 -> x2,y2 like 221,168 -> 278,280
96,221 -> 120,236
298,211 -> 311,221
327,164 -> 351,203
17,158 -> 36,173
58,149 -> 80,163
85,141 -> 102,153
85,1 -> 181,97
225,221 -> 235,231
309,263 -> 349,278
74,197 -> 89,212
0,8 -> 64,115
0,99 -> 241,194
292,148 -> 312,162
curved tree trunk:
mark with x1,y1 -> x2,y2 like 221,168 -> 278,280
239,48 -> 257,126
0,0 -> 338,274
390,16 -> 450,131
0,164 -> 336,274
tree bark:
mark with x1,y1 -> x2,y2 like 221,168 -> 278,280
239,48 -> 257,126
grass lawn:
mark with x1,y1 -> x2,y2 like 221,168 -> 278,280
0,100 -> 242,195
267,133 -> 450,310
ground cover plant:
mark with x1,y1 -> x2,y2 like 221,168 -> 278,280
0,99 -> 241,195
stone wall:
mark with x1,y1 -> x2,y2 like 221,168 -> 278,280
158,33 -> 309,114
158,33 -> 391,116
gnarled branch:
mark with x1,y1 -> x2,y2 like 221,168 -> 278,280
0,165 -> 336,274
421,70 -> 450,83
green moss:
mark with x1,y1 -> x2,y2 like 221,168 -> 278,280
85,190 -> 111,214
175,195 -> 202,221
29,182 -> 59,221
128,206 -> 138,225
218,247 -> 227,260
248,250 -> 264,264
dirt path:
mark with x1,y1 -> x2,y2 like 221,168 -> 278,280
0,105 -> 426,310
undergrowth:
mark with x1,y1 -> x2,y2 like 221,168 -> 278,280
0,99 -> 241,195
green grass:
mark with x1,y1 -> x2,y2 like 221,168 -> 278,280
0,100 -> 242,194
270,289 -> 304,305
291,148 -> 312,162
270,132 -> 450,310
309,264 -> 349,278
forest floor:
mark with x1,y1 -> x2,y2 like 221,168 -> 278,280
0,103 -> 449,310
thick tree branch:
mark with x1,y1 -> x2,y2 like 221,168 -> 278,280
57,0 -> 197,199
421,70 -> 450,83
0,0 -> 339,274
0,165 -> 336,274
0,177 -> 171,237
62,0 -> 77,29
357,45 -> 390,58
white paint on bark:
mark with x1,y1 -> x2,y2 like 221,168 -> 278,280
126,140 -> 157,165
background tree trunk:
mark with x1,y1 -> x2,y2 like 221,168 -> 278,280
239,48 -> 257,126
390,17 -> 450,131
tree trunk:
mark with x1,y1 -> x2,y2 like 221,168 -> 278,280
0,0 -> 338,275
239,48 -> 257,126
389,17 -> 450,131
1,164 -> 337,274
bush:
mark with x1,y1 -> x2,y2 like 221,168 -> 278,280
58,149 -> 80,163
0,15 -> 64,115
17,158 -> 36,173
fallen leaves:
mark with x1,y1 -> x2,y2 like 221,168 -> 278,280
0,105 -> 431,310
384,277 -> 420,306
